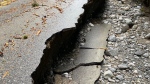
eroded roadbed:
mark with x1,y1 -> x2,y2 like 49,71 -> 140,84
0,0 -> 107,84
54,24 -> 111,84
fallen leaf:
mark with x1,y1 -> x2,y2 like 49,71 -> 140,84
4,42 -> 9,47
26,20 -> 29,23
36,30 -> 41,35
1,47 -> 4,52
8,39 -> 13,43
13,36 -> 22,39
33,13 -> 40,17
12,0 -> 16,2
42,16 -> 47,24
54,5 -> 63,13
0,51 -> 3,57
2,71 -> 9,79
18,54 -> 21,57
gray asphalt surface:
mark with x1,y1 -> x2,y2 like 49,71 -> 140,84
0,0 -> 88,83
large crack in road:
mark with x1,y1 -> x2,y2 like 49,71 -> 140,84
31,0 -> 108,84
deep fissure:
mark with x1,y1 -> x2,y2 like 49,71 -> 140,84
31,0 -> 107,84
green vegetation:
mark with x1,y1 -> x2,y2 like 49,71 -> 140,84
32,0 -> 39,7
23,35 -> 28,39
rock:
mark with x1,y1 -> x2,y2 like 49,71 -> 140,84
108,78 -> 115,82
87,28 -> 91,31
145,75 -> 149,79
121,24 -> 130,33
125,18 -> 132,24
144,33 -> 150,39
0,51 -> 3,57
110,14 -> 116,18
80,43 -> 85,46
107,48 -> 118,56
130,36 -> 135,39
104,70 -> 113,79
116,75 -> 124,80
109,67 -> 116,72
133,70 -> 138,74
104,50 -> 111,56
143,53 -> 149,58
138,75 -> 142,78
124,18 -> 134,28
114,56 -> 119,60
116,79 -> 119,82
108,34 -> 117,42
128,62 -> 135,67
89,23 -> 94,27
124,7 -> 130,11
117,10 -> 125,15
134,50 -> 145,56
118,16 -> 123,21
63,73 -> 69,78
128,22 -> 134,28
118,64 -> 129,70
123,59 -> 128,63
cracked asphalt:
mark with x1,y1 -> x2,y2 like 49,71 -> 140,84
0,0 -> 88,83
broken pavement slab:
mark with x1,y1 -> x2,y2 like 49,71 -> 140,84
55,24 -> 111,84
74,24 -> 110,65
72,24 -> 111,84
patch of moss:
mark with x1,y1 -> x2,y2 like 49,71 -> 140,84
23,35 -> 28,39
32,1 -> 39,7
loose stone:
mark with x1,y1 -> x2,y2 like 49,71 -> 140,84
118,64 -> 129,70
104,70 -> 113,79
109,67 -> 116,72
89,23 -> 94,27
134,50 -> 145,56
108,34 -> 117,42
144,33 -> 150,39
121,24 -> 130,33
116,75 -> 124,80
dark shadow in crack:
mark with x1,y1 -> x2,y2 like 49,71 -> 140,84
31,28 -> 77,84
31,0 -> 107,84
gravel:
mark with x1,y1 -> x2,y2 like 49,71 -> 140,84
104,70 -> 114,79
100,0 -> 150,83
116,75 -> 124,80
118,64 -> 129,70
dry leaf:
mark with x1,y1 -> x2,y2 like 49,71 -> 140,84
12,0 -> 16,2
26,20 -> 29,23
18,54 -> 21,57
2,71 -> 9,79
42,16 -> 47,24
4,42 -> 9,47
1,47 -> 4,52
33,13 -> 40,17
0,51 -> 3,57
54,5 -> 63,13
36,30 -> 41,35
13,36 -> 22,39
35,23 -> 39,26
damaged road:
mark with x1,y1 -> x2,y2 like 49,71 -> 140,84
0,0 -> 108,84
53,24 -> 111,84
